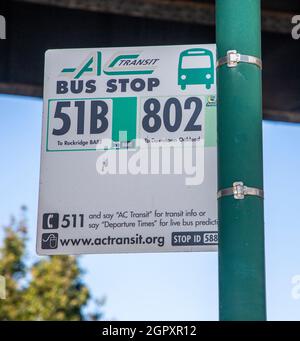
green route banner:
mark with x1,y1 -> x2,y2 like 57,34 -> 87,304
37,45 -> 218,255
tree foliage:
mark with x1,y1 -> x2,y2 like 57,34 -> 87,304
0,209 -> 103,320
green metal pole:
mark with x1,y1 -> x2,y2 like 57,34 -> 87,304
216,0 -> 266,320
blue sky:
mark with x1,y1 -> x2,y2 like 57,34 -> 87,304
0,94 -> 299,320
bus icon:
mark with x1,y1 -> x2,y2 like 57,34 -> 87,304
178,48 -> 214,90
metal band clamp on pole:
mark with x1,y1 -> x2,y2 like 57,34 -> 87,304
217,181 -> 264,200
217,50 -> 262,69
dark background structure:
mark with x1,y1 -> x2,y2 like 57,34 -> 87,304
0,0 -> 299,122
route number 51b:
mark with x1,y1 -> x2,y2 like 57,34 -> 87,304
51,100 -> 110,136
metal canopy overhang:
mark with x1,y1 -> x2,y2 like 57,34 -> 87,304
0,0 -> 299,123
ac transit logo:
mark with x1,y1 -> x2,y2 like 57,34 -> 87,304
103,51 -> 159,75
0,15 -> 6,39
60,50 -> 159,79
60,51 -> 102,79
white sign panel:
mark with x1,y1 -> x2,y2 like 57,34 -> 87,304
37,44 -> 218,255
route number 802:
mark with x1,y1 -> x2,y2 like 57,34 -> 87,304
142,97 -> 202,133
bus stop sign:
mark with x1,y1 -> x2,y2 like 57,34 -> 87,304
37,44 -> 218,255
